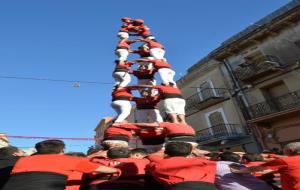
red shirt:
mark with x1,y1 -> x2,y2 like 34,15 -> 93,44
119,23 -> 137,33
132,96 -> 160,109
65,171 -> 83,190
116,39 -> 132,49
146,156 -> 216,185
111,88 -> 133,101
153,86 -> 182,99
119,22 -> 131,32
12,154 -> 100,176
138,128 -> 165,138
84,158 -> 120,186
87,158 -> 147,188
138,25 -> 151,37
148,59 -> 171,69
158,122 -> 196,136
261,156 -> 300,190
114,158 -> 150,177
154,85 -> 181,94
144,40 -> 164,49
104,124 -> 140,139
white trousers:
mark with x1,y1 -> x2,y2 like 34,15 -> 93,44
163,98 -> 186,115
158,68 -> 176,85
115,49 -> 129,61
150,48 -> 165,59
111,100 -> 132,122
117,32 -> 129,39
135,109 -> 163,123
113,71 -> 131,87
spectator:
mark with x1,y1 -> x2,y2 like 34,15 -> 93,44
130,148 -> 148,159
107,147 -> 130,159
146,142 -> 216,190
216,152 -> 272,190
230,142 -> 300,190
86,147 -> 102,156
2,140 -> 119,190
0,146 -> 24,189
85,147 -> 148,190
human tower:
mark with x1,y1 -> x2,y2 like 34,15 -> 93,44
102,17 -> 197,149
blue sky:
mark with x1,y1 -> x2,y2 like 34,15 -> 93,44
0,0 -> 290,152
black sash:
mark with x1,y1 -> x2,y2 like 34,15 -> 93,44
112,96 -> 131,101
165,181 -> 216,190
2,172 -> 67,190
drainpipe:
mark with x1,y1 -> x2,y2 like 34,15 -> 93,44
222,59 -> 251,115
222,58 -> 262,152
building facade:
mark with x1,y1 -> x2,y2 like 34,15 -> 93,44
0,133 -> 9,148
177,59 -> 259,152
178,0 -> 300,152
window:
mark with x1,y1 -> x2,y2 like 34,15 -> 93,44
208,111 -> 226,126
205,108 -> 230,135
197,80 -> 217,100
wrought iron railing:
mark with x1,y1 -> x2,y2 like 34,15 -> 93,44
196,124 -> 247,142
248,90 -> 300,118
234,55 -> 282,81
185,88 -> 230,115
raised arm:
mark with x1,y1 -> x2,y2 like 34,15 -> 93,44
230,164 -> 266,174
94,165 -> 121,174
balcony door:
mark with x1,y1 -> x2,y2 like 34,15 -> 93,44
205,108 -> 230,137
197,80 -> 216,101
262,82 -> 290,111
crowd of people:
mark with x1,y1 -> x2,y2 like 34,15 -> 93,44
1,140 -> 300,190
0,18 -> 299,190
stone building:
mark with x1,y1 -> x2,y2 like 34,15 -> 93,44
178,0 -> 300,152
0,133 -> 9,148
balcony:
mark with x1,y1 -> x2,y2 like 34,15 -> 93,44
234,55 -> 283,82
248,90 -> 300,119
196,124 -> 248,145
185,88 -> 230,116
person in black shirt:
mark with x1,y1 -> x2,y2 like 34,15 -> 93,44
0,146 -> 24,189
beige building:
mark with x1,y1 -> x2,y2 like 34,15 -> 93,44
178,0 -> 300,152
177,57 -> 258,152
0,133 -> 9,148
